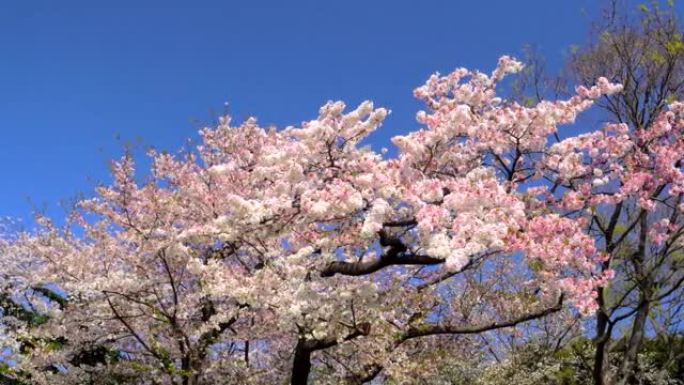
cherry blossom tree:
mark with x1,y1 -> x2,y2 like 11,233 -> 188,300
556,2 -> 684,383
2,55 -> 667,385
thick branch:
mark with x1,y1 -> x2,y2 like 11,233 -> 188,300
352,295 -> 566,384
401,294 -> 564,341
321,229 -> 443,277
196,316 -> 239,360
320,253 -> 443,277
290,323 -> 371,385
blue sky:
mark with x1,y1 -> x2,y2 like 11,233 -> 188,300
0,0 -> 636,224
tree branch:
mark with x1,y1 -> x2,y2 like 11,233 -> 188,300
401,294 -> 564,341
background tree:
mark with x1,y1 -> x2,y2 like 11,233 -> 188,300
564,2 -> 684,384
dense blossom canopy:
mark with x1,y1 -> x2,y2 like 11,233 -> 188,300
3,55 -> 682,385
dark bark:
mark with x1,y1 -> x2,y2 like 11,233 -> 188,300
617,296 -> 651,385
593,206 -> 622,385
320,253 -> 443,277
593,306 -> 611,385
320,229 -> 442,277
616,212 -> 651,384
290,323 -> 371,385
291,341 -> 313,385
401,295 -> 564,341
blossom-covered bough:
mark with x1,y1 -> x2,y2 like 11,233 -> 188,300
2,55 -> 681,385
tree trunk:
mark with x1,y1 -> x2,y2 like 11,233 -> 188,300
617,214 -> 652,385
617,295 -> 650,385
291,339 -> 312,385
593,304 -> 611,385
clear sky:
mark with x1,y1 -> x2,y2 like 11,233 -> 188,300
0,0 -> 633,224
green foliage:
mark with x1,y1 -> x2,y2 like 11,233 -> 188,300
30,287 -> 67,310
0,363 -> 30,385
0,295 -> 47,327
444,334 -> 684,385
70,346 -> 121,368
640,333 -> 684,381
